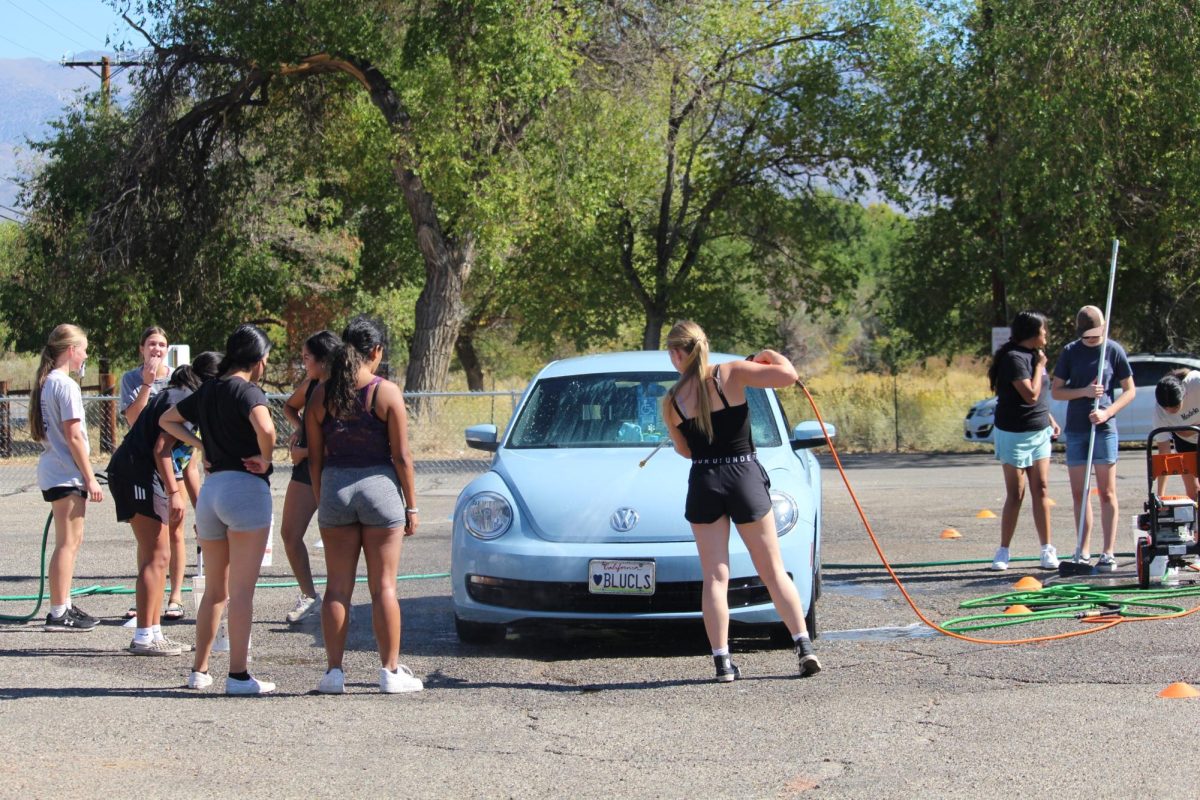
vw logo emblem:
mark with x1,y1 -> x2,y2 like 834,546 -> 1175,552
610,507 -> 640,532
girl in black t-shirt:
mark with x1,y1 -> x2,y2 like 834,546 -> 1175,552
160,324 -> 278,695
986,311 -> 1061,572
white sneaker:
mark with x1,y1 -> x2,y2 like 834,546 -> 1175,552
286,593 -> 321,624
129,638 -> 183,657
226,676 -> 276,695
1040,545 -> 1060,570
317,667 -> 345,694
187,670 -> 213,689
379,665 -> 423,694
1097,553 -> 1117,572
990,546 -> 1010,571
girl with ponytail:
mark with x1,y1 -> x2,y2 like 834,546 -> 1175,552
661,320 -> 821,682
986,311 -> 1060,572
306,316 -> 423,694
32,324 -> 103,632
106,351 -> 221,655
160,324 -> 277,694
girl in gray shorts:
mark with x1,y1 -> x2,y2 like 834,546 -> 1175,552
306,316 -> 423,695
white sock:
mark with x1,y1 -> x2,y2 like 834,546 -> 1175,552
152,624 -> 163,640
50,604 -> 68,618
793,632 -> 810,643
133,627 -> 153,644
712,647 -> 729,657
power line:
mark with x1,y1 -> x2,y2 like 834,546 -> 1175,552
0,211 -> 23,224
0,30 -> 53,61
2,0 -> 96,54
0,204 -> 27,219
31,0 -> 107,45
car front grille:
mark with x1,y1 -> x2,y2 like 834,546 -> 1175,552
465,573 -> 785,614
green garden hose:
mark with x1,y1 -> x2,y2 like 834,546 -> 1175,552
0,510 -> 450,618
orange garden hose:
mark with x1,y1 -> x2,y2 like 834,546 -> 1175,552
800,381 -> 1200,645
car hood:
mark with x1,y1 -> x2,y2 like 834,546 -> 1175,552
493,447 -> 697,543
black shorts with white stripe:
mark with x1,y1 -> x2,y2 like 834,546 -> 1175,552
108,469 -> 165,524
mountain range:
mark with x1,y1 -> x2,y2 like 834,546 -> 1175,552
0,53 -> 131,212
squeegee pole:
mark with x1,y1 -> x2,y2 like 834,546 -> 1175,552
1073,239 -> 1121,562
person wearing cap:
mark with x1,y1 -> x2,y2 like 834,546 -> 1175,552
1153,369 -> 1200,501
1050,305 -> 1136,571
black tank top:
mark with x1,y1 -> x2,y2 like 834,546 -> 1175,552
671,367 -> 755,461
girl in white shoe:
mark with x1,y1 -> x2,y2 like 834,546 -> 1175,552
161,324 -> 277,695
307,317 -> 423,694
32,324 -> 104,632
987,311 -> 1061,572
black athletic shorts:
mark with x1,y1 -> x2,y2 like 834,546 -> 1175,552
41,485 -> 85,503
291,457 -> 312,486
685,458 -> 773,525
1172,434 -> 1197,454
108,470 -> 166,524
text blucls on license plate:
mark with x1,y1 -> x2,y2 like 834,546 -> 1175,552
588,559 -> 655,595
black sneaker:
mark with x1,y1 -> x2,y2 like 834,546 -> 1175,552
67,604 -> 98,625
795,638 -> 821,677
45,608 -> 98,632
713,654 -> 741,683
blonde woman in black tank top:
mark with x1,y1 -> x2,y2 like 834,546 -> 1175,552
662,321 -> 821,682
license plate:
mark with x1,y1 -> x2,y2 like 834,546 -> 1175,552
588,559 -> 655,595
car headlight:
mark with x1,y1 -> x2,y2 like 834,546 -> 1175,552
462,492 -> 513,540
770,490 -> 798,536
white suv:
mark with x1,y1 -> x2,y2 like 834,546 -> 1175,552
963,353 -> 1200,445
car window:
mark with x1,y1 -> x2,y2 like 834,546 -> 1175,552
1130,359 -> 1193,388
507,372 -> 781,449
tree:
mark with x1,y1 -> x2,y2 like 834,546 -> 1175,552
90,0 -> 582,397
890,0 -> 1200,356
556,0 -> 921,349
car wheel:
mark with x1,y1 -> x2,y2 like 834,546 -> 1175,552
454,614 -> 507,645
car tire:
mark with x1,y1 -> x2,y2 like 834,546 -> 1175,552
804,566 -> 819,641
454,614 -> 507,645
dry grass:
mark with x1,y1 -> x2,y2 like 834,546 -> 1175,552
780,357 -> 992,453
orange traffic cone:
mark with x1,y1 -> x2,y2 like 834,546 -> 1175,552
940,528 -> 962,539
1159,682 -> 1200,699
1004,605 -> 1032,615
1013,576 -> 1043,591
976,509 -> 997,519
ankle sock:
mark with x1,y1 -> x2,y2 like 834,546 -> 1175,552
792,633 -> 810,644
133,627 -> 153,644
50,604 -> 68,618
228,671 -> 251,681
711,646 -> 729,657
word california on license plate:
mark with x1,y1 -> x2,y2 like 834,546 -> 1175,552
588,559 -> 655,595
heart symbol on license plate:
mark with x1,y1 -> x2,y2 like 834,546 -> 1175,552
592,574 -> 602,586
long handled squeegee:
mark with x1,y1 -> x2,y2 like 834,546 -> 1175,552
1059,239 -> 1121,577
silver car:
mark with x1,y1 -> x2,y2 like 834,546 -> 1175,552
963,353 -> 1200,444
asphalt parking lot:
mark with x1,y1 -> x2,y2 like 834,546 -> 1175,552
3,451 -> 1200,799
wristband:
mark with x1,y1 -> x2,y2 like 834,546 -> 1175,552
405,508 -> 419,514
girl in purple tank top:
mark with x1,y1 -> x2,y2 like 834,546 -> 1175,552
306,316 -> 424,694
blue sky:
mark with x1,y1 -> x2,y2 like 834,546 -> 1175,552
0,0 -> 137,60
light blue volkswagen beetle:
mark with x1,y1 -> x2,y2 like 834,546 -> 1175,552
450,351 -> 834,644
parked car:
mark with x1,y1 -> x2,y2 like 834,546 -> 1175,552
450,350 -> 835,644
963,352 -> 1200,444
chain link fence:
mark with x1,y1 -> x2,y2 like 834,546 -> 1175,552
0,391 -> 520,496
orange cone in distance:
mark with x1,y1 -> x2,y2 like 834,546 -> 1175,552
940,528 -> 962,539
1090,487 -> 1100,496
1013,576 -> 1043,591
1004,605 -> 1032,615
1159,682 -> 1200,699
976,509 -> 997,519
1047,498 -> 1057,506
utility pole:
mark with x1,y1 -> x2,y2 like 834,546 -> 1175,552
61,55 -> 147,105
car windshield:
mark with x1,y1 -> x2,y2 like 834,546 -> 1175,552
507,371 -> 782,449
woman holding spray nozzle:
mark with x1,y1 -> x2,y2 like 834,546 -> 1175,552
1051,305 -> 1136,571
987,311 -> 1061,571
661,320 -> 819,683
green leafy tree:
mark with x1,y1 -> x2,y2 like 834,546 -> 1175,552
891,0 -> 1200,356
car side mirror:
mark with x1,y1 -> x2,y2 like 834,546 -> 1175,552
465,424 -> 499,452
791,420 -> 836,450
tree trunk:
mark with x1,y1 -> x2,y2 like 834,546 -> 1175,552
455,323 -> 486,391
641,304 -> 667,350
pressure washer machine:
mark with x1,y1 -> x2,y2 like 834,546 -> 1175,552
1135,426 -> 1200,589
